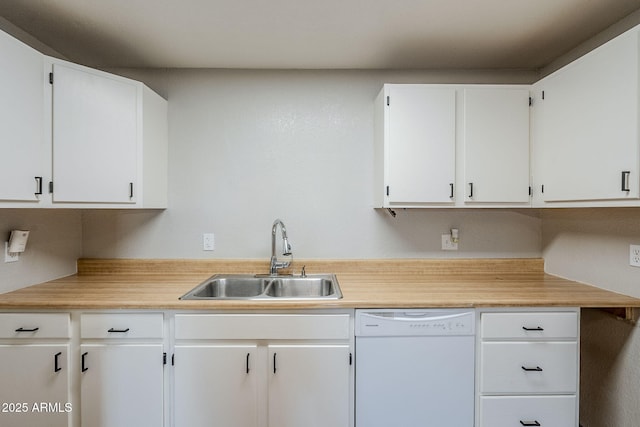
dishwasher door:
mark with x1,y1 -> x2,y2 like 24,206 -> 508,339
355,309 -> 475,427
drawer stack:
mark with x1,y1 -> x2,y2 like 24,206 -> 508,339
478,309 -> 579,427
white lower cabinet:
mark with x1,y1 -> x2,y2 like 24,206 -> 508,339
0,344 -> 70,427
174,344 -> 259,427
267,344 -> 350,427
173,313 -> 353,427
477,309 -> 580,427
80,313 -> 165,427
0,313 -> 71,427
480,395 -> 577,427
80,343 -> 164,427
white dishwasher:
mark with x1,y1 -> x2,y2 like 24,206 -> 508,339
355,309 -> 475,427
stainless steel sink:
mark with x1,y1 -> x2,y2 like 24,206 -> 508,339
179,274 -> 342,300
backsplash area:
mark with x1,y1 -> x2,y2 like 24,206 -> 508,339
0,210 -> 81,294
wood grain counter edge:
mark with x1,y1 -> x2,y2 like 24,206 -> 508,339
0,258 -> 638,311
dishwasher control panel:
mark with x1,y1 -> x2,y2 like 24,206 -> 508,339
355,309 -> 475,336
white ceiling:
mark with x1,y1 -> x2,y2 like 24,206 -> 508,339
1,0 -> 640,69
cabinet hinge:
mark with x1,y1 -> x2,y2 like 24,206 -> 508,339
48,181 -> 53,194
386,185 -> 389,196
349,353 -> 353,366
163,352 -> 167,365
49,72 -> 53,84
386,96 -> 390,106
528,97 -> 532,106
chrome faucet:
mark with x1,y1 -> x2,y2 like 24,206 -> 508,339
270,219 -> 292,275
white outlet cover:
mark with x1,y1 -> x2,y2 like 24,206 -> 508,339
4,242 -> 19,263
630,244 -> 640,268
441,234 -> 458,251
203,233 -> 215,251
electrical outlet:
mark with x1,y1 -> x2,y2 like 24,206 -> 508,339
630,244 -> 640,267
203,233 -> 215,251
441,234 -> 458,251
4,242 -> 19,263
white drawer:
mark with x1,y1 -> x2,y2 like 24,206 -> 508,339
481,311 -> 578,340
480,395 -> 577,427
480,342 -> 578,394
0,313 -> 70,338
81,313 -> 164,339
175,314 -> 351,340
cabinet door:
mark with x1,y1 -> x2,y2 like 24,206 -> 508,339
52,62 -> 138,203
535,28 -> 639,202
386,85 -> 456,204
174,344 -> 258,427
0,30 -> 45,203
463,87 -> 530,203
268,344 -> 350,427
0,344 -> 69,427
80,344 -> 163,427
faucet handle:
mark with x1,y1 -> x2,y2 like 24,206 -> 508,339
301,265 -> 306,277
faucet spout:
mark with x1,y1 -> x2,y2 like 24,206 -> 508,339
270,219 -> 292,275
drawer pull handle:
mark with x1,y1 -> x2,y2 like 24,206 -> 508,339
35,176 -> 43,195
81,352 -> 88,372
107,328 -> 130,333
521,366 -> 543,372
622,171 -> 631,192
522,326 -> 544,331
520,421 -> 541,426
54,352 -> 62,373
15,327 -> 39,332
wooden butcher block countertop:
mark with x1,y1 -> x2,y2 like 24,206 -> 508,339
0,258 -> 639,310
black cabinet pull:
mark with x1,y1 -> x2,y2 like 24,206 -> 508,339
520,421 -> 541,426
449,183 -> 454,198
621,171 -> 631,192
34,177 -> 43,195
54,352 -> 62,373
107,328 -> 130,333
81,352 -> 88,372
246,353 -> 250,374
468,182 -> 474,198
15,327 -> 39,332
129,182 -> 134,198
273,353 -> 277,374
521,366 -> 543,372
522,326 -> 544,331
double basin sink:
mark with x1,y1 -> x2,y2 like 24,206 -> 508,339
180,274 -> 342,300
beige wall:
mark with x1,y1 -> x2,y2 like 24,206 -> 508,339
81,69 -> 542,260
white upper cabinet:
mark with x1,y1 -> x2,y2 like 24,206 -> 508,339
51,63 -> 138,204
532,26 -> 640,205
462,87 -> 531,204
0,30 -> 46,205
375,84 -> 456,207
0,25 -> 167,210
48,58 -> 168,208
375,84 -> 531,208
